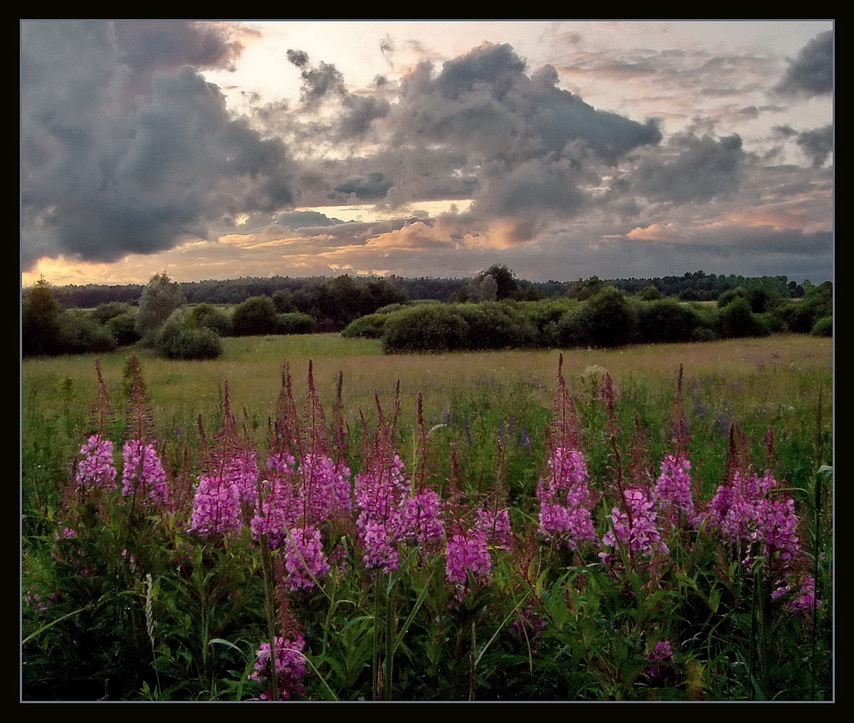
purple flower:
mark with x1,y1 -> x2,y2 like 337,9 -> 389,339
188,473 -> 242,536
445,527 -> 492,602
655,454 -> 697,526
75,434 -> 117,491
121,439 -> 168,504
537,446 -> 597,550
601,487 -> 668,559
399,488 -> 445,546
249,633 -> 307,700
642,639 -> 678,686
283,526 -> 330,592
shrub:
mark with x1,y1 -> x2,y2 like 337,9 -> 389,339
811,315 -> 832,336
382,305 -> 469,353
186,303 -> 233,337
341,313 -> 388,339
716,297 -> 769,339
55,310 -> 118,355
456,302 -> 538,350
154,310 -> 223,359
636,299 -> 706,344
135,273 -> 187,345
276,312 -> 317,335
582,287 -> 638,348
22,278 -> 62,356
231,296 -> 279,336
106,310 -> 141,346
90,302 -> 133,324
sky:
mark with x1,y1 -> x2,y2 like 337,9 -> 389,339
20,20 -> 834,287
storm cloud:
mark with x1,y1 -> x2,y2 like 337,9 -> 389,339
20,21 -> 834,285
21,20 -> 295,269
774,30 -> 834,97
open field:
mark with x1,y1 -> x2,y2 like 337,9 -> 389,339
21,333 -> 834,701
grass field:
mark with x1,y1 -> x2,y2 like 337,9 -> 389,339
21,332 -> 834,701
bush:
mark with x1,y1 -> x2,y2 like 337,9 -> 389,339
231,296 -> 279,336
341,313 -> 388,339
716,297 -> 769,339
186,303 -> 233,337
154,310 -> 223,359
276,312 -> 317,335
55,310 -> 118,355
22,278 -> 62,356
382,305 -> 469,353
456,302 -> 538,350
90,302 -> 133,324
106,310 -> 141,346
636,299 -> 706,344
582,287 -> 637,348
811,315 -> 832,337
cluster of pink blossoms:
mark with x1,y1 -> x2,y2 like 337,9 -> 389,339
282,526 -> 331,592
601,487 -> 669,560
536,447 -> 597,550
121,439 -> 168,505
249,633 -> 308,700
75,434 -> 117,490
445,526 -> 492,602
654,454 -> 697,527
704,467 -> 819,614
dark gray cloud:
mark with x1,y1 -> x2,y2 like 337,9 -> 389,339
774,30 -> 833,96
796,125 -> 833,168
391,44 -> 661,167
631,132 -> 745,204
21,20 -> 295,270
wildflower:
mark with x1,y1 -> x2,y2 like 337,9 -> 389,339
773,574 -> 821,616
75,434 -> 117,491
249,633 -> 308,700
445,526 -> 492,602
655,454 -> 697,527
399,487 -> 445,546
642,639 -> 678,687
187,472 -> 242,536
536,447 -> 597,550
283,526 -> 330,592
601,487 -> 668,559
121,439 -> 168,504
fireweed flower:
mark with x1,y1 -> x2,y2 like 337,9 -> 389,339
445,526 -> 492,602
773,573 -> 821,616
601,487 -> 668,559
188,472 -> 242,536
297,453 -> 352,527
251,472 -> 299,549
354,453 -> 410,571
121,439 -> 168,505
536,447 -> 597,550
249,633 -> 308,700
75,434 -> 117,491
475,504 -> 512,550
642,639 -> 678,686
399,487 -> 445,547
283,526 -> 330,592
655,454 -> 697,527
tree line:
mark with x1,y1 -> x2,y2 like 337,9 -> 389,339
22,266 -> 832,359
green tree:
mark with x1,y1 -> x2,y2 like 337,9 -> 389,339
231,296 -> 279,336
22,277 -> 62,356
135,273 -> 187,345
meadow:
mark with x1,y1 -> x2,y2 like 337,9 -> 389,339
21,333 -> 833,701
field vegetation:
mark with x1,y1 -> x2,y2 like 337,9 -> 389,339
21,332 -> 833,701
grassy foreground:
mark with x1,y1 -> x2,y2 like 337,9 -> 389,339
21,333 -> 833,701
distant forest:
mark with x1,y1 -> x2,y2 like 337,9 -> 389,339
38,269 -> 813,311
